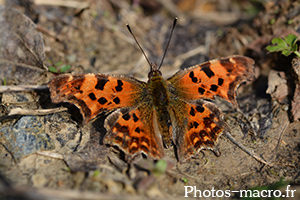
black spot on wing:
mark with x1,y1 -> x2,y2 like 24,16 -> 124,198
218,78 -> 224,86
196,105 -> 205,113
190,107 -> 195,116
193,121 -> 199,128
88,92 -> 96,100
113,97 -> 120,104
75,85 -> 80,90
202,64 -> 215,78
122,113 -> 131,121
189,71 -> 198,83
210,84 -> 218,92
115,80 -> 124,92
198,87 -> 205,95
132,113 -> 139,122
95,76 -> 109,90
98,97 -> 108,105
135,127 -> 140,133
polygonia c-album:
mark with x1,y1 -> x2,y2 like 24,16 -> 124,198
48,21 -> 255,162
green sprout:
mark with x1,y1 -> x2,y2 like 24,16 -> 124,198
3,77 -> 6,85
266,34 -> 300,58
153,159 -> 167,177
48,61 -> 71,74
93,170 -> 100,177
181,177 -> 189,184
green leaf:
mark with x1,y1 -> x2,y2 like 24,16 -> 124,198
271,37 -> 287,48
48,66 -> 58,73
54,61 -> 63,67
266,45 -> 282,52
59,65 -> 71,73
284,34 -> 298,46
282,50 -> 293,56
291,43 -> 298,52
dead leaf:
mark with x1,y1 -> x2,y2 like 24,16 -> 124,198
0,5 -> 47,85
266,69 -> 289,104
291,58 -> 300,121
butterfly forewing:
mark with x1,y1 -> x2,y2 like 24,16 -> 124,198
48,73 -> 146,123
167,56 -> 255,107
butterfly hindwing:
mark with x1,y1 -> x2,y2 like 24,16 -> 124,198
167,56 -> 255,107
48,73 -> 146,123
170,99 -> 227,162
103,106 -> 165,159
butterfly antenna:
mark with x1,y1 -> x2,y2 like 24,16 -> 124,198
158,17 -> 177,70
126,24 -> 152,69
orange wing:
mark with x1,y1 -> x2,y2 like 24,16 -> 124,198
168,56 -> 255,162
103,105 -> 165,159
167,56 -> 255,107
48,73 -> 146,123
170,99 -> 227,162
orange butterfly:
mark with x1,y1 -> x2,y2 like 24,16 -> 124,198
48,19 -> 255,162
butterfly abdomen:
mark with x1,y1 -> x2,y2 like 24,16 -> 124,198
148,72 -> 173,147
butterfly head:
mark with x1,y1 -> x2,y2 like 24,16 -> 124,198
148,62 -> 162,79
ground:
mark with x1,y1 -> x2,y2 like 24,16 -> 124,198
1,0 -> 300,199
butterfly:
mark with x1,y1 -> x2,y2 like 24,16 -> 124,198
47,19 -> 255,162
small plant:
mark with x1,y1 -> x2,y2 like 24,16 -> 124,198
48,61 -> 71,73
266,34 -> 300,58
153,159 -> 167,177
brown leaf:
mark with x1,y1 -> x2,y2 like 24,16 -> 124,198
266,70 -> 289,104
0,5 -> 46,85
291,58 -> 300,121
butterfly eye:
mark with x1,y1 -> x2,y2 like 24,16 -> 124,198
148,71 -> 153,79
148,70 -> 162,79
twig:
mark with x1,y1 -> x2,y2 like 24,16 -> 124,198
34,0 -> 89,9
225,132 -> 273,167
36,151 -> 64,160
0,85 -> 48,93
275,117 -> 290,150
0,59 -> 46,72
8,107 -> 68,116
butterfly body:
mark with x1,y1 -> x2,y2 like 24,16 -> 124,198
147,67 -> 173,148
48,55 -> 255,162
